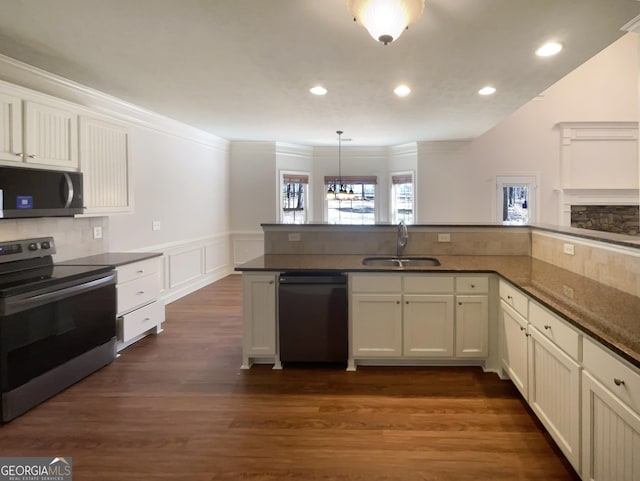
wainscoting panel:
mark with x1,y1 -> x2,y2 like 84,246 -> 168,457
232,233 -> 264,267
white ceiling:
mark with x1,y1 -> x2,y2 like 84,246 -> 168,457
0,0 -> 638,146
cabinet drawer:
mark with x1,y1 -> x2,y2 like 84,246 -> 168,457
116,257 -> 161,284
499,280 -> 528,318
529,302 -> 580,360
119,300 -> 165,343
117,273 -> 161,315
403,275 -> 454,294
351,274 -> 402,293
583,337 -> 640,413
455,276 -> 489,294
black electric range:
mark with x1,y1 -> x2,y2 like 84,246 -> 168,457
0,236 -> 117,422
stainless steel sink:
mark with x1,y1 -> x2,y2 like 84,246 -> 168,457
362,257 -> 440,268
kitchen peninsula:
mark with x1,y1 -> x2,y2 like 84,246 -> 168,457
236,222 -> 640,478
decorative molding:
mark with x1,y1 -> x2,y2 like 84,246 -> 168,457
388,142 -> 418,158
232,234 -> 264,265
622,14 -> 640,32
558,188 -> 640,226
275,142 -> 314,158
0,54 -> 229,150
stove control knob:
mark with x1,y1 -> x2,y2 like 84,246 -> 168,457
28,242 -> 38,251
41,241 -> 51,249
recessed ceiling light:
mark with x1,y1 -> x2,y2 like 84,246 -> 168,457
478,86 -> 496,96
536,42 -> 563,57
309,86 -> 327,95
394,85 -> 411,97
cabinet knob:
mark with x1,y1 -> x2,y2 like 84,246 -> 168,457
137,290 -> 145,294
613,378 -> 625,386
470,284 -> 475,288
525,333 -> 531,337
269,280 -> 274,284
520,326 -> 526,332
13,152 -> 23,157
137,269 -> 144,274
507,295 -> 513,301
396,300 -> 400,305
544,325 -> 551,330
458,302 -> 462,306
143,317 -> 150,321
405,301 -> 409,304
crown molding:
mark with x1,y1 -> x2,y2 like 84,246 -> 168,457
622,14 -> 640,32
0,53 -> 228,151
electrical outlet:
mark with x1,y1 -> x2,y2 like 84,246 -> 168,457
288,233 -> 301,242
437,233 -> 451,243
92,226 -> 102,239
563,243 -> 575,255
152,221 -> 161,231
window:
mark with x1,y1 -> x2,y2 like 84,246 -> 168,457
391,172 -> 414,224
496,176 -> 537,225
280,172 -> 309,224
325,176 -> 377,224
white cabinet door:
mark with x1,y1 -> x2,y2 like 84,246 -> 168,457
529,326 -> 581,473
0,92 -> 23,163
79,116 -> 131,214
455,294 -> 489,358
242,273 -> 277,366
582,370 -> 640,481
403,294 -> 454,357
501,300 -> 529,400
352,293 -> 402,357
24,100 -> 78,169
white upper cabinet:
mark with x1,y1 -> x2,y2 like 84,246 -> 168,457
24,101 -> 78,169
0,83 -> 79,170
0,92 -> 23,163
79,116 -> 132,214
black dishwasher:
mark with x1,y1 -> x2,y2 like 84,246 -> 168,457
278,272 -> 348,364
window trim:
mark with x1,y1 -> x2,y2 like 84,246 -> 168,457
495,174 -> 538,225
323,176 -> 378,224
279,169 -> 311,224
390,170 -> 416,224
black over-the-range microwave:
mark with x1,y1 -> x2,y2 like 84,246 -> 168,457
0,165 -> 84,219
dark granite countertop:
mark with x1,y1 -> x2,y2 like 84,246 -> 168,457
58,252 -> 162,268
236,254 -> 640,368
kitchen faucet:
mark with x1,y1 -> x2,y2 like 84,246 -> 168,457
397,220 -> 408,257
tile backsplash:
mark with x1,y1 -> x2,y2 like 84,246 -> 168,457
531,231 -> 640,297
0,217 -> 107,261
264,226 -> 531,256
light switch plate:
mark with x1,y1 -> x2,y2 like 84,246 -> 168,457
437,233 -> 451,243
152,221 -> 161,231
93,226 -> 102,239
563,243 -> 575,255
288,233 -> 301,242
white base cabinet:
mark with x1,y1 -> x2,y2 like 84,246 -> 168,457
529,325 -> 581,471
582,371 -> 640,481
349,274 -> 488,369
116,257 -> 164,350
241,272 -> 280,369
500,299 -> 529,400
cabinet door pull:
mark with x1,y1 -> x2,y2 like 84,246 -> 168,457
13,152 -> 23,157
137,269 -> 144,274
268,280 -> 274,284
525,333 -> 531,337
27,154 -> 36,158
613,378 -> 625,386
137,290 -> 145,294
470,284 -> 475,288
519,326 -> 526,332
405,301 -> 409,304
458,301 -> 462,306
544,325 -> 551,330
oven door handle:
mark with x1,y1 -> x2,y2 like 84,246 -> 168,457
5,273 -> 116,312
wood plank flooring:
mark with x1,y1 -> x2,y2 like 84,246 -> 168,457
0,275 -> 580,481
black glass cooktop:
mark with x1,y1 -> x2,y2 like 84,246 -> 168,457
0,264 -> 114,298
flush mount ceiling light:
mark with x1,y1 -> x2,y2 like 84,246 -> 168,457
536,41 -> 563,57
326,130 -> 355,201
310,86 -> 328,95
394,84 -> 411,97
478,86 -> 496,96
347,0 -> 426,45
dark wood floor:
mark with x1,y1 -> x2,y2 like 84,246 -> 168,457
0,275 -> 580,481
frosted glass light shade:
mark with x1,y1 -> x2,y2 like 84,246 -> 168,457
347,0 -> 425,45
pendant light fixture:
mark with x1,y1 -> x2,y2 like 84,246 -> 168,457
326,130 -> 355,201
347,0 -> 425,45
